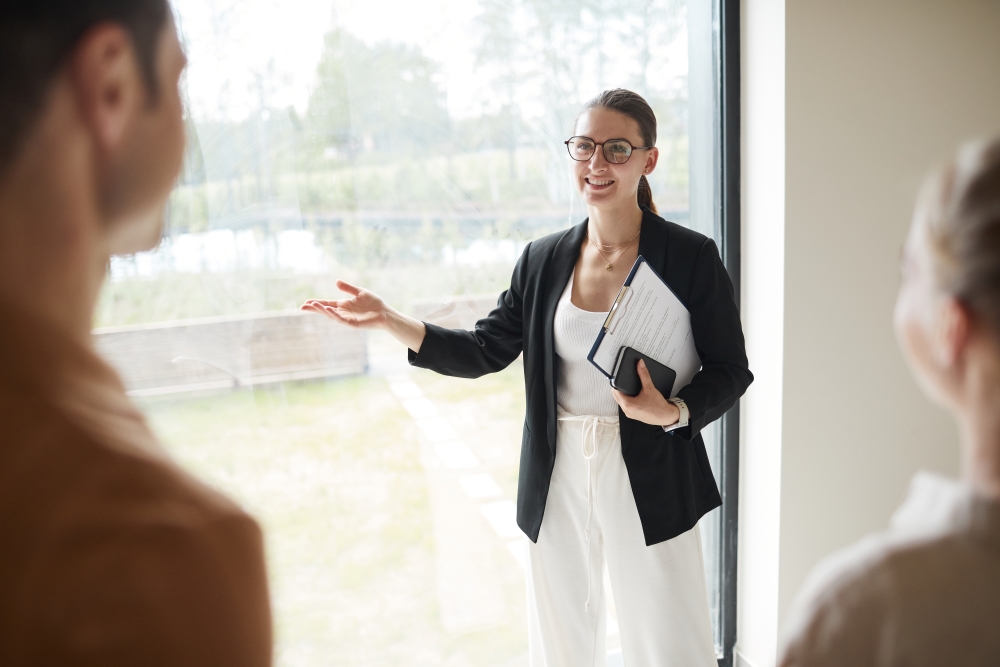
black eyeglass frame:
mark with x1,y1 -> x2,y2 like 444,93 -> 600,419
564,136 -> 654,164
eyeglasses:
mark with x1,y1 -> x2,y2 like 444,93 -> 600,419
564,136 -> 653,164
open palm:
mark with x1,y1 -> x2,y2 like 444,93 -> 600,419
301,280 -> 389,329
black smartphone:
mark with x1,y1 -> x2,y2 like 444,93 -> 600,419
610,346 -> 677,398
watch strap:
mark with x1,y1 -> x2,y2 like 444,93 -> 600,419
662,397 -> 690,433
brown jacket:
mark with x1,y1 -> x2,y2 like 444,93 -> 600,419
0,303 -> 272,666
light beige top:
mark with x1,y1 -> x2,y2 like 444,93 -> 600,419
0,301 -> 272,666
779,471 -> 1000,667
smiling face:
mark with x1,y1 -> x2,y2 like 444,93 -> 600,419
572,107 -> 658,211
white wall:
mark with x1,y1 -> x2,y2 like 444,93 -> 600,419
738,0 -> 785,663
738,2 -> 1000,666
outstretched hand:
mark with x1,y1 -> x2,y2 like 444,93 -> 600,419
301,280 -> 389,330
611,359 -> 681,427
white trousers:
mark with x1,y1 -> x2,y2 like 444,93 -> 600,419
526,413 -> 717,667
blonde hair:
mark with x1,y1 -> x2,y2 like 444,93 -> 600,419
921,137 -> 1000,331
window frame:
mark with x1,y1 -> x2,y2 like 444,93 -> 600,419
715,0 -> 742,664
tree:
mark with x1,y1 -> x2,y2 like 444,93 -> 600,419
472,0 -> 688,205
305,29 -> 450,161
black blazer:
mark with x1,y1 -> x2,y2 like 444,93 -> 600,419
410,207 -> 753,546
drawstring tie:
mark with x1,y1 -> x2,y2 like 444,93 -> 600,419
558,412 -> 609,612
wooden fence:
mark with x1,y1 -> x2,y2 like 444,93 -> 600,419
94,310 -> 367,397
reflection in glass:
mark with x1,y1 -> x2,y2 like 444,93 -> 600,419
95,0 -> 726,663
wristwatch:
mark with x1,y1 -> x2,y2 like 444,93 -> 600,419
663,397 -> 690,433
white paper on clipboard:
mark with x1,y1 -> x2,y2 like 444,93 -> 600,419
587,258 -> 700,397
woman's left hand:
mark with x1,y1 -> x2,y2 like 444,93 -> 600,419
611,359 -> 681,427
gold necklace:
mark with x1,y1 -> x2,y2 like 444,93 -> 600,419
589,229 -> 639,270
590,229 -> 639,250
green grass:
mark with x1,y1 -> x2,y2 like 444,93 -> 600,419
140,363 -> 528,667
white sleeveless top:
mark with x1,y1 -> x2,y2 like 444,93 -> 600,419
553,271 -> 619,417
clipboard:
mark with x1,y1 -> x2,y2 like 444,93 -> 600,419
586,256 -> 700,398
588,258 -> 647,379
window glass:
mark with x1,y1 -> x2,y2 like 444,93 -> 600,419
96,0 -> 725,662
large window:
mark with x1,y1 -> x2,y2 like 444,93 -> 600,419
96,0 -> 739,664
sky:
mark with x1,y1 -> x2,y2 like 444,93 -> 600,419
173,0 -> 492,122
172,0 -> 689,123
173,0 -> 334,120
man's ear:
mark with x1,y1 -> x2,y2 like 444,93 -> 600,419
934,296 -> 971,368
69,23 -> 143,154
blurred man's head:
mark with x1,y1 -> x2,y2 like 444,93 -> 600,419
0,0 -> 186,255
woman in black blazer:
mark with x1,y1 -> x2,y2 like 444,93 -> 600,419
304,89 -> 751,666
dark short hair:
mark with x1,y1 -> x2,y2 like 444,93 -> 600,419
0,0 -> 170,170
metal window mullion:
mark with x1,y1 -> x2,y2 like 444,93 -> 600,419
716,0 -> 742,665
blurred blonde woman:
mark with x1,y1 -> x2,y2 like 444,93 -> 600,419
780,138 -> 1000,666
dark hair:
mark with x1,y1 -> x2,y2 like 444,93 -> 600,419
0,0 -> 169,170
922,137 -> 1000,333
581,88 -> 658,214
